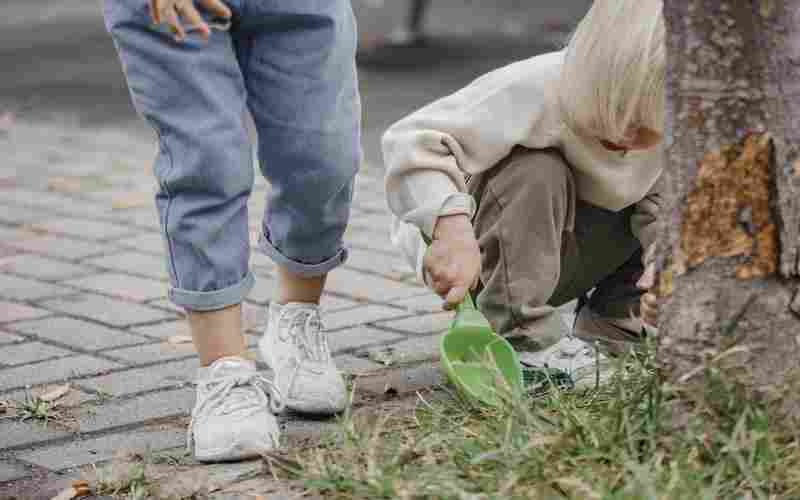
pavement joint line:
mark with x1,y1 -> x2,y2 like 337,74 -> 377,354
4,240 -> 122,265
0,455 -> 52,479
0,352 -> 82,370
0,200 -> 156,241
2,308 -> 164,345
0,412 -> 192,455
0,350 -> 201,396
365,322 -> 449,338
1,267 -> 108,286
18,296 -> 179,330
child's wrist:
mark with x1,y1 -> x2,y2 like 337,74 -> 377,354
432,213 -> 472,241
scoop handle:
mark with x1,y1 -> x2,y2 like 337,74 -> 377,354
422,233 -> 477,314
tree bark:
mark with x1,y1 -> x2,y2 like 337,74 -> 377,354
660,0 -> 800,415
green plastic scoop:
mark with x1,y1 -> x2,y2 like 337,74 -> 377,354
439,292 -> 523,406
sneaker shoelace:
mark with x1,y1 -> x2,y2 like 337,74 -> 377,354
187,373 -> 284,451
278,308 -> 331,364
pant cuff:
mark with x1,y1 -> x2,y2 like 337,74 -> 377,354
258,233 -> 348,278
169,271 -> 255,311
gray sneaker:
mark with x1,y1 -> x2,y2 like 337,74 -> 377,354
259,302 -> 347,415
189,356 -> 284,462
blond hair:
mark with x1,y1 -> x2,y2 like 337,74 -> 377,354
559,0 -> 665,143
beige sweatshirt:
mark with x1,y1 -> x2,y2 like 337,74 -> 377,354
382,50 -> 663,282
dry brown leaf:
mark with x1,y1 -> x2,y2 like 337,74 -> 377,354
0,112 -> 15,134
39,384 -> 72,402
49,486 -> 86,500
167,335 -> 193,345
47,176 -> 83,194
111,192 -> 151,210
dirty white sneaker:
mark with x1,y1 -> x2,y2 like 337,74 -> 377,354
518,336 -> 610,389
189,356 -> 284,462
259,302 -> 347,415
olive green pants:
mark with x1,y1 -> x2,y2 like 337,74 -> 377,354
469,147 -> 644,350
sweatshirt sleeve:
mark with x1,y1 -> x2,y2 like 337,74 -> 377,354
382,58 -> 549,239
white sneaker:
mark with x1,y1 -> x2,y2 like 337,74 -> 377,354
188,356 -> 284,462
259,302 -> 347,415
518,336 -> 610,389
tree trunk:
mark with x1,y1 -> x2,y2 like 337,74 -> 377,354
660,0 -> 800,416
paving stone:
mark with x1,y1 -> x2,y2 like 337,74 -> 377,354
327,325 -> 406,354
393,292 -> 444,313
78,358 -> 200,397
0,420 -> 71,450
0,330 -> 26,345
0,342 -> 75,367
324,304 -> 410,331
5,234 -> 111,260
320,294 -> 360,312
349,211 -> 394,231
31,217 -> 135,241
9,317 -> 147,351
115,232 -> 165,255
344,247 -> 415,281
249,252 -> 275,276
373,311 -> 453,335
1,189 -> 105,216
0,275 -> 73,301
242,302 -> 266,332
0,301 -> 50,323
132,319 -> 190,339
102,341 -> 197,365
324,267 -> 422,302
146,298 -> 185,315
19,428 -> 185,471
39,294 -> 175,327
76,387 -> 194,433
63,273 -> 168,302
106,207 -> 161,230
334,353 -> 384,374
0,461 -> 31,482
0,355 -> 122,392
0,254 -> 95,281
0,204 -> 48,226
366,334 -> 442,364
246,275 -> 275,305
86,251 -> 168,280
343,227 -> 399,254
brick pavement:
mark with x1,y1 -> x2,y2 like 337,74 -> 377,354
0,121 -> 454,484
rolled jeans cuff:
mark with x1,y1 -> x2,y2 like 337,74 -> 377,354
169,271 -> 255,311
258,233 -> 348,278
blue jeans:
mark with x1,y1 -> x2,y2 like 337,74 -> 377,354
104,0 -> 361,311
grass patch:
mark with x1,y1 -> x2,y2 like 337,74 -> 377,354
287,345 -> 800,499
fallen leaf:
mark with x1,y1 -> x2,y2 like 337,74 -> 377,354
47,176 -> 83,194
167,335 -> 193,345
39,384 -> 72,402
111,192 -> 151,210
49,489 -> 75,500
0,112 -> 15,135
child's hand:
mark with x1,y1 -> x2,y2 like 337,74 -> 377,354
148,0 -> 231,42
424,214 -> 481,311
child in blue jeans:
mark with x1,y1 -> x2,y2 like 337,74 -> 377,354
104,0 -> 360,461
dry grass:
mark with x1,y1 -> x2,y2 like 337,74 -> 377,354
285,342 -> 800,499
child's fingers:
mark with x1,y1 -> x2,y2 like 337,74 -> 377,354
178,2 -> 210,38
444,284 -> 469,310
200,0 -> 232,20
148,0 -> 159,23
163,7 -> 185,41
